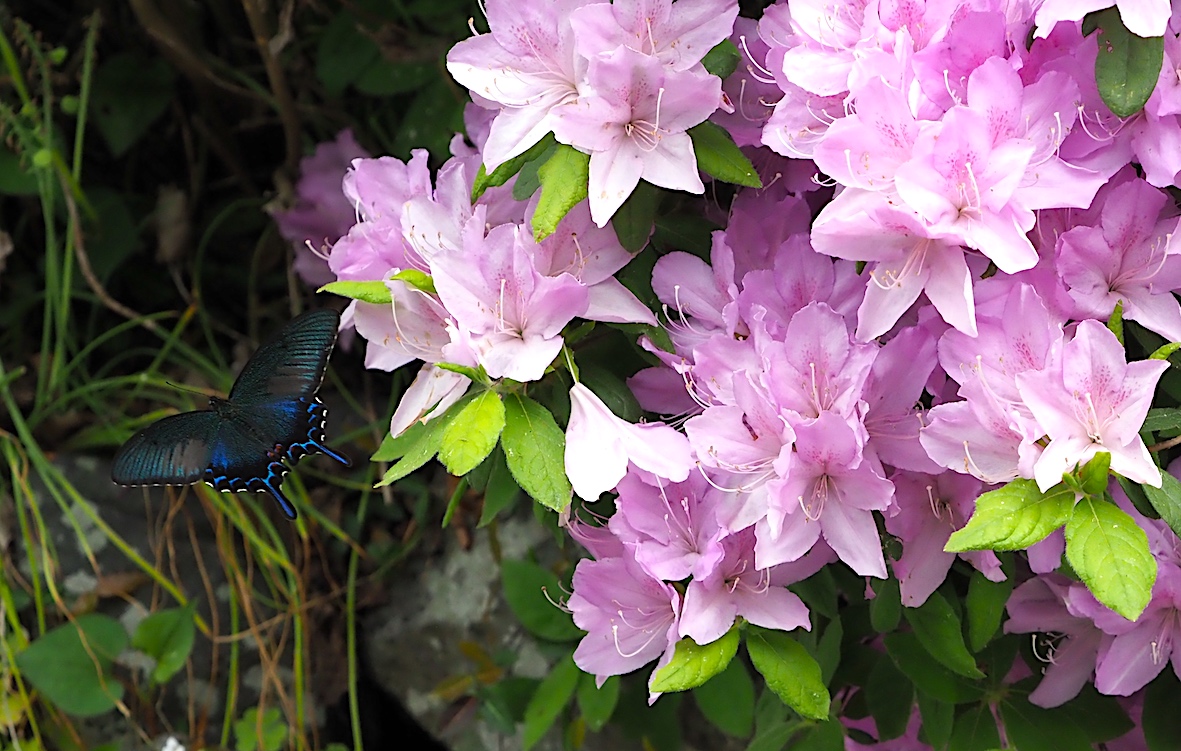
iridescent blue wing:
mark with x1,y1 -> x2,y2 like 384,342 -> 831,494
111,412 -> 219,486
228,309 -> 341,405
204,397 -> 350,520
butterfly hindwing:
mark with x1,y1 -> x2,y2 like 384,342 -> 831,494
112,412 -> 220,486
113,309 -> 348,520
228,309 -> 341,405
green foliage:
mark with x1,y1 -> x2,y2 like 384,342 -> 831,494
1140,466 -> 1181,538
964,571 -> 1012,652
650,627 -> 740,693
1066,494 -> 1156,619
500,394 -> 572,512
577,674 -> 620,732
15,614 -> 128,717
1090,7 -> 1164,117
523,653 -> 581,750
692,656 -> 754,737
439,389 -> 506,475
500,558 -> 581,642
945,479 -> 1075,551
472,135 -> 557,201
745,627 -> 830,721
131,602 -> 197,685
612,181 -> 660,252
319,280 -> 394,304
902,591 -> 983,679
701,40 -> 741,79
533,145 -> 591,240
89,52 -> 176,157
687,121 -> 762,188
233,707 -> 288,751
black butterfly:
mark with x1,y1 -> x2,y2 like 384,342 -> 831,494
111,309 -> 350,519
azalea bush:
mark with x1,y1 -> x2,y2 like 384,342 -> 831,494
278,0 -> 1181,748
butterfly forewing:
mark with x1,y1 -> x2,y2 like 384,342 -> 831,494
111,412 -> 219,486
228,309 -> 341,405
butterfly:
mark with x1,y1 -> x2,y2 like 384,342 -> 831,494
111,309 -> 350,520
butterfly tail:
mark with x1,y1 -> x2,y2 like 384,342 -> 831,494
311,439 -> 351,467
261,478 -> 299,520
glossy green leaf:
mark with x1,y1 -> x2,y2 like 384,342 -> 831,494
1093,7 -> 1164,117
965,571 -> 1012,653
439,390 -> 505,475
651,627 -> 739,693
1143,407 -> 1181,432
318,280 -> 393,305
1066,495 -> 1156,620
1141,468 -> 1181,539
903,591 -> 983,678
1078,452 -> 1112,497
949,703 -> 1000,751
701,39 -> 741,79
865,656 -> 913,740
944,479 -> 1074,552
611,180 -> 659,251
501,394 -> 572,512
577,673 -> 619,732
132,602 -> 196,685
523,654 -> 581,750
746,628 -> 830,721
870,576 -> 902,633
478,447 -> 521,527
501,558 -> 581,642
917,691 -> 953,750
999,697 -> 1094,751
883,632 -> 983,705
533,144 -> 590,240
472,135 -> 556,201
16,614 -> 128,717
692,653 -> 755,737
377,393 -> 477,486
687,121 -> 761,188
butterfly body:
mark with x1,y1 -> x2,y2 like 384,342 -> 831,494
112,310 -> 349,519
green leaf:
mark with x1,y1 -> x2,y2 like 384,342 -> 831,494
501,394 -> 572,512
533,144 -> 590,240
944,479 -> 1075,552
965,571 -> 1012,653
90,53 -> 176,157
651,627 -> 740,692
883,632 -> 983,705
948,703 -> 1000,751
1054,686 -> 1133,744
377,393 -> 477,486
687,121 -> 761,188
315,12 -> 380,94
16,614 -> 128,717
870,576 -> 902,633
746,628 -> 830,721
814,616 -> 843,685
372,418 -> 429,462
390,269 -> 436,294
318,280 -> 393,305
1107,298 -> 1125,344
1078,451 -> 1112,497
999,697 -> 1094,751
865,656 -> 913,741
917,690 -> 953,750
581,366 -> 643,423
393,77 -> 466,160
438,390 -> 506,475
233,706 -> 288,751
576,673 -> 619,732
791,720 -> 844,751
1093,7 -> 1164,117
1144,671 -> 1181,751
1065,495 -> 1156,620
1141,468 -> 1181,539
501,558 -> 581,642
0,145 -> 39,195
792,568 -> 839,620
693,655 -> 755,737
701,39 -> 741,79
611,180 -> 660,251
523,654 -> 580,750
478,447 -> 522,527
354,59 -> 435,96
472,135 -> 556,201
1144,407 -> 1181,432
131,602 -> 196,685
903,591 -> 983,679
1150,341 -> 1181,361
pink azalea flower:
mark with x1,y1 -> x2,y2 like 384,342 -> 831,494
432,223 -> 589,382
861,326 -> 942,473
1072,561 -> 1181,696
553,47 -> 722,225
1016,320 -> 1167,491
272,128 -> 369,287
1057,178 -> 1181,341
608,470 -> 726,582
679,529 -> 811,645
569,0 -> 738,72
446,0 -> 592,170
565,382 -> 694,500
886,471 -> 1003,607
568,553 -> 681,684
757,411 -> 894,577
1004,574 -> 1107,707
